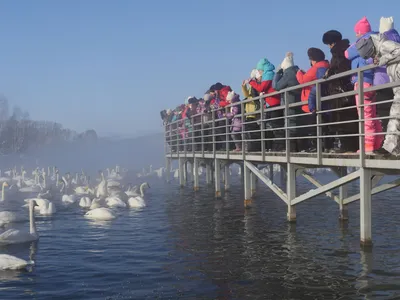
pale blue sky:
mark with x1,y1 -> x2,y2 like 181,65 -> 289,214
0,0 -> 398,136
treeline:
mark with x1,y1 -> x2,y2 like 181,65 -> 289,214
0,97 -> 97,154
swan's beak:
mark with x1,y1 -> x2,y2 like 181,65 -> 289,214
147,183 -> 151,188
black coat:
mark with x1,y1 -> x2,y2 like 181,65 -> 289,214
326,39 -> 358,131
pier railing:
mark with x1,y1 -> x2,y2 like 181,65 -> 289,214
164,63 -> 400,170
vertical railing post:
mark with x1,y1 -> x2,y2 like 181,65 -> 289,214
286,163 -> 296,222
212,109 -> 216,158
358,71 -> 365,167
244,162 -> 251,208
201,113 -> 204,157
360,167 -> 372,247
226,106 -> 230,159
241,101 -> 245,160
260,95 -> 265,161
215,158 -> 221,197
191,115 -> 195,156
193,157 -> 199,191
224,163 -> 230,191
284,91 -> 290,163
177,122 -> 181,159
316,82 -> 322,164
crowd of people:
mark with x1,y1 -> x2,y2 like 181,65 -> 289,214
160,16 -> 400,156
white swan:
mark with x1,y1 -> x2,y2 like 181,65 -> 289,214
0,199 -> 38,244
85,208 -> 116,221
0,211 -> 28,227
125,185 -> 139,197
96,172 -> 107,198
128,196 -> 146,208
39,201 -> 56,215
105,196 -> 126,208
0,182 -> 8,201
24,198 -> 49,212
89,198 -> 102,209
127,182 -> 150,208
79,197 -> 92,208
0,254 -> 35,270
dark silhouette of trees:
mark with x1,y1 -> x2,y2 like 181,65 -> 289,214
0,97 -> 98,154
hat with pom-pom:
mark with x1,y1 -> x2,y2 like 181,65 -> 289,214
280,52 -> 294,70
354,17 -> 371,35
379,16 -> 394,33
250,69 -> 258,79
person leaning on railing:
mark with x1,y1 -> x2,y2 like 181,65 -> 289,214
322,30 -> 359,153
241,69 -> 261,152
297,48 -> 333,152
356,32 -> 400,156
272,52 -> 306,152
248,58 -> 285,152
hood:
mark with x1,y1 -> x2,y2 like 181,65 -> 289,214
384,29 -> 400,43
315,60 -> 330,68
331,39 -> 350,55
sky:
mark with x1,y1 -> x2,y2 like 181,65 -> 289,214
0,0 -> 398,137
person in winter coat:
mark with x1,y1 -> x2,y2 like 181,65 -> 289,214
256,58 -> 276,81
249,64 -> 284,151
224,91 -> 242,151
356,34 -> 400,155
272,52 -> 304,152
296,48 -> 332,152
241,69 -> 261,152
375,17 -> 400,134
322,30 -> 359,153
345,16 -> 383,152
207,83 -> 232,150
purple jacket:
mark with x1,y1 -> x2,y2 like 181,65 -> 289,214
225,96 -> 242,132
345,31 -> 377,85
374,29 -> 400,85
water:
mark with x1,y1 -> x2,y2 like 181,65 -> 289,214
0,173 -> 400,299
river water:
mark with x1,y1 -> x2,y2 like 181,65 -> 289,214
0,171 -> 400,299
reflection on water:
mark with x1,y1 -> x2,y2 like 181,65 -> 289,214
0,175 -> 399,299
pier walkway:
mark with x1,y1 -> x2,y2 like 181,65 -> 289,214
163,64 -> 400,246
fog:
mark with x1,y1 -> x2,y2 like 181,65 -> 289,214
0,132 -> 165,176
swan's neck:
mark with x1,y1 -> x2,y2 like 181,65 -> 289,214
22,172 -> 25,181
60,182 -> 65,193
43,175 -> 46,188
1,184 -> 5,201
56,173 -> 59,187
29,201 -> 37,235
47,166 -> 50,175
140,184 -> 145,197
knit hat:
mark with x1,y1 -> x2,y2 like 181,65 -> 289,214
185,96 -> 195,105
307,48 -> 325,62
280,52 -> 294,70
322,30 -> 342,45
379,16 -> 394,33
204,93 -> 212,102
256,58 -> 275,81
356,37 -> 376,59
250,69 -> 258,79
226,91 -> 239,102
354,17 -> 371,35
166,109 -> 172,114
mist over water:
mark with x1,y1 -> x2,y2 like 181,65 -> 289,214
0,133 -> 399,299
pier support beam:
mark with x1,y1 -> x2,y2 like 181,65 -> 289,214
224,164 -> 230,191
193,158 -> 199,191
215,159 -> 221,198
165,158 -> 171,183
360,168 -> 372,247
244,162 -> 251,208
250,172 -> 256,196
206,164 -> 212,184
178,158 -> 185,187
338,168 -> 349,221
286,163 -> 296,222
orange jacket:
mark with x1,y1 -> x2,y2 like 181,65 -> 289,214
296,60 -> 330,112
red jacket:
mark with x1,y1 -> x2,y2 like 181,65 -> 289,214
249,80 -> 280,107
218,85 -> 232,108
296,60 -> 330,113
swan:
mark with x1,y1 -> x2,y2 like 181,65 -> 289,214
105,196 -> 126,208
125,185 -> 139,197
84,208 -> 116,221
89,198 -> 103,209
0,182 -> 8,201
128,196 -> 146,208
24,198 -> 49,212
0,211 -> 28,227
0,199 -> 38,244
107,180 -> 121,188
39,201 -> 56,216
96,172 -> 107,198
0,254 -> 35,270
127,182 -> 150,208
79,197 -> 92,208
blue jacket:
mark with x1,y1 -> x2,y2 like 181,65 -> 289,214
345,31 -> 377,85
308,65 -> 329,113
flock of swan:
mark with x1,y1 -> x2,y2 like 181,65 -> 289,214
0,165 -> 150,270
